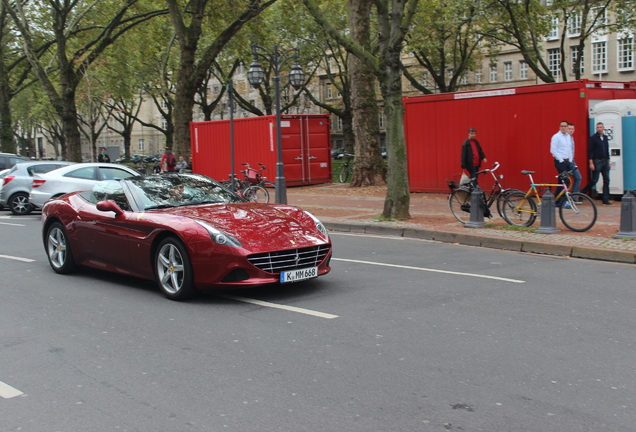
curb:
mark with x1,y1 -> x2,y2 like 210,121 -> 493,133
324,222 -> 636,264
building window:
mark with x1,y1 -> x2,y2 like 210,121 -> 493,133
547,16 -> 559,40
460,74 -> 468,85
475,68 -> 482,83
161,118 -> 168,130
547,48 -> 561,79
592,41 -> 608,73
567,12 -> 582,37
378,112 -> 385,129
326,84 -> 333,99
504,62 -> 513,81
570,45 -> 584,75
519,61 -> 529,79
139,139 -> 145,152
590,6 -> 608,27
618,37 -> 634,70
489,64 -> 497,82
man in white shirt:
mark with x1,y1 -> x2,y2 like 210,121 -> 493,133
550,120 -> 573,200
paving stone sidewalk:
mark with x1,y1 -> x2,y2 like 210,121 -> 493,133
286,183 -> 636,264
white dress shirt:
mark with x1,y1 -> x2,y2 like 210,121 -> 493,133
550,131 -> 573,162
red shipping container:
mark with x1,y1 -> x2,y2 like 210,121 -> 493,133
190,114 -> 332,186
404,80 -> 636,193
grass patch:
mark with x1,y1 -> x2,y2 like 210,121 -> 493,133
497,224 -> 537,232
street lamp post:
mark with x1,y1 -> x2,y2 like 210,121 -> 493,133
247,44 -> 305,204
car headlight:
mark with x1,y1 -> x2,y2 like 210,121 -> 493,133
194,220 -> 242,248
304,211 -> 328,236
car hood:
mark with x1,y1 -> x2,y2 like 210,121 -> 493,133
155,203 -> 325,244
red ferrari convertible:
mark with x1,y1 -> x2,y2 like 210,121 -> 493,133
41,173 -> 332,300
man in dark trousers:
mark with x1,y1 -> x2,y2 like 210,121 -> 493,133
98,147 -> 111,163
581,122 -> 613,205
461,128 -> 487,184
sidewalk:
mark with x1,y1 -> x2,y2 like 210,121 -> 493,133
286,183 -> 636,264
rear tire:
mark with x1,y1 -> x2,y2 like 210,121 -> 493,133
559,192 -> 597,232
449,188 -> 472,224
502,192 -> 537,227
46,222 -> 78,274
10,192 -> 34,215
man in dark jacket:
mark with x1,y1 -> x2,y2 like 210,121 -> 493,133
581,122 -> 613,205
461,128 -> 487,184
98,147 -> 111,163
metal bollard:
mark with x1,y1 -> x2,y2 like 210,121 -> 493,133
536,190 -> 560,234
465,186 -> 486,228
614,190 -> 636,239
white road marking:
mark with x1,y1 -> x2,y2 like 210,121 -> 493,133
0,221 -> 26,226
0,381 -> 23,398
333,258 -> 525,283
220,295 -> 339,319
0,254 -> 35,263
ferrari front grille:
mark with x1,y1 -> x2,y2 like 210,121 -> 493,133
247,245 -> 331,274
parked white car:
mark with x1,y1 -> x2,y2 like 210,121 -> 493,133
30,163 -> 140,208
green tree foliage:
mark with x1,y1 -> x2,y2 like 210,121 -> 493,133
164,0 -> 277,159
3,0 -> 166,161
405,0 -> 492,93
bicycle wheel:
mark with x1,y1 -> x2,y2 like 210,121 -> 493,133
502,191 -> 537,227
449,188 -> 472,224
338,164 -> 351,183
496,188 -> 523,219
243,185 -> 269,203
559,192 -> 597,232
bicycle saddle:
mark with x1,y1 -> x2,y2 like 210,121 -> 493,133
521,170 -> 535,175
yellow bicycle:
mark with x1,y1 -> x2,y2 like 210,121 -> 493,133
501,168 -> 598,232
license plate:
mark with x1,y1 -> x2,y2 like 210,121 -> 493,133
280,266 -> 318,283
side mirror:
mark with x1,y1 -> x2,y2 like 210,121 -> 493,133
96,200 -> 125,216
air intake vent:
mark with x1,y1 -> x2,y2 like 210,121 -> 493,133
247,245 -> 330,274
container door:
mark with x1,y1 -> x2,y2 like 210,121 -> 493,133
281,116 -> 331,186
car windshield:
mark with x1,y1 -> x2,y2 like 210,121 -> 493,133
126,174 -> 245,210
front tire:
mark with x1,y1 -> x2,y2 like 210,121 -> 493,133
155,237 -> 196,301
46,222 -> 78,274
559,192 -> 597,232
10,192 -> 34,215
243,185 -> 269,203
338,164 -> 351,183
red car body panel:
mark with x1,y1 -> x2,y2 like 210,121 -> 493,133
42,192 -> 332,290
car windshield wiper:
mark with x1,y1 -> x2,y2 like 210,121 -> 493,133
145,204 -> 175,210
191,200 -> 223,205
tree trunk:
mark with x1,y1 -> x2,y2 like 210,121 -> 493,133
380,40 -> 410,219
349,0 -> 385,187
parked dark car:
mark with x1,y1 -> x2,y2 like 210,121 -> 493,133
331,148 -> 345,159
0,153 -> 28,170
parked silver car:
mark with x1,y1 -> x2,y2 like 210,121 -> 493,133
0,161 -> 75,215
30,163 -> 140,209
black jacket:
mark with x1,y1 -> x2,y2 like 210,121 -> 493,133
461,138 -> 486,169
587,133 -> 610,160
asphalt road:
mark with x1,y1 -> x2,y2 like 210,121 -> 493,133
1,210 -> 636,431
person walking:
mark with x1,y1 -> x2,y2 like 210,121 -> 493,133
98,147 -> 111,163
567,122 -> 582,194
461,128 -> 487,185
160,147 -> 177,173
550,120 -> 573,201
581,122 -> 613,205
